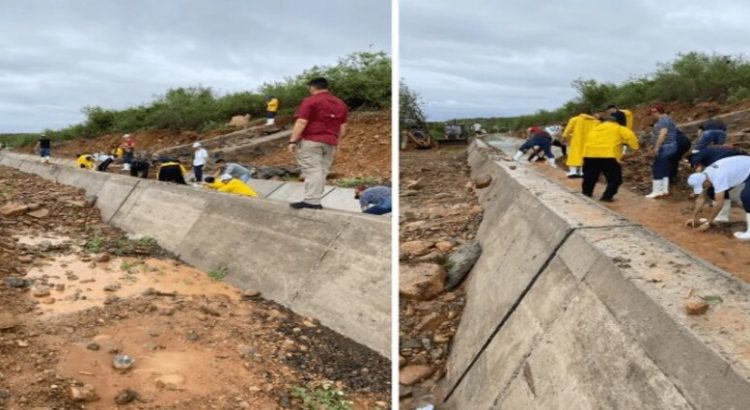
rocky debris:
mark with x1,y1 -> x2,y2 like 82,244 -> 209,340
112,354 -> 135,372
70,384 -> 99,402
0,202 -> 29,217
86,342 -> 101,351
406,179 -> 424,190
241,289 -> 261,300
103,283 -> 121,292
400,365 -> 436,386
0,388 -> 9,401
473,174 -> 493,189
445,242 -> 482,290
400,264 -> 446,300
96,254 -> 111,263
27,208 -> 50,219
3,277 -> 30,288
114,389 -> 139,404
84,195 -> 97,208
31,284 -> 51,297
400,240 -> 434,258
0,313 -> 19,330
685,298 -> 710,315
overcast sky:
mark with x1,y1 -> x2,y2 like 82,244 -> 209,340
401,0 -> 750,120
0,0 -> 390,133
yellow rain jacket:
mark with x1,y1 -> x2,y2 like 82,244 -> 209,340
111,147 -> 124,158
622,109 -> 634,130
582,122 -> 639,161
209,179 -> 258,197
76,154 -> 95,170
159,161 -> 187,176
266,98 -> 279,113
563,114 -> 600,167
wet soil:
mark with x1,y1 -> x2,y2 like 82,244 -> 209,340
0,166 -> 389,409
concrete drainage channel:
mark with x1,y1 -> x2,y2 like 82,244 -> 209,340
441,139 -> 750,409
0,151 -> 391,358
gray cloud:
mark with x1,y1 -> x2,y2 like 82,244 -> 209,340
0,0 -> 390,132
401,0 -> 750,120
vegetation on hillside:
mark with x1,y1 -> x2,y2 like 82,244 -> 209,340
0,51 -> 390,148
437,52 -> 750,132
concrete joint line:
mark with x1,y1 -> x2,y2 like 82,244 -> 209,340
107,179 -> 141,224
264,182 -> 287,197
444,228 -> 576,402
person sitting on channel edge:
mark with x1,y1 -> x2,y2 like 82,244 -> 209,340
157,157 -> 187,185
695,117 -> 728,152
287,77 -> 348,210
213,159 -> 253,183
580,113 -> 640,202
36,134 -> 51,163
355,185 -> 392,215
204,174 -> 258,197
686,155 -> 750,240
76,153 -> 95,170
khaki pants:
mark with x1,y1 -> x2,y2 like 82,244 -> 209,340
296,140 -> 336,205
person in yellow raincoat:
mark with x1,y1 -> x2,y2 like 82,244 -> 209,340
265,95 -> 279,126
76,153 -> 95,170
563,112 -> 600,178
581,114 -> 640,202
204,174 -> 258,197
606,104 -> 634,130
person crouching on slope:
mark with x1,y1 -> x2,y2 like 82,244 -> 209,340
204,174 -> 258,197
513,127 -> 557,168
686,146 -> 747,223
355,185 -> 392,215
76,153 -> 95,170
685,155 -> 750,240
581,114 -> 639,202
157,158 -> 188,185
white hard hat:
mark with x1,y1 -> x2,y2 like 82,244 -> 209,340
193,142 -> 201,148
123,134 -> 131,138
687,173 -> 707,195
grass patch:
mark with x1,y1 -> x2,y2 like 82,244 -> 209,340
208,266 -> 228,281
84,235 -> 105,253
120,261 -> 137,273
335,176 -> 382,188
291,383 -> 353,410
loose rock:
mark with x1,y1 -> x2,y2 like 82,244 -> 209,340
445,241 -> 482,290
400,263 -> 446,300
399,365 -> 436,386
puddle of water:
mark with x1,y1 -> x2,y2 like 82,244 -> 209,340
25,255 -> 240,316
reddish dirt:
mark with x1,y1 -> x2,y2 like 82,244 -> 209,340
0,166 -> 390,409
234,110 -> 391,181
532,162 -> 750,283
398,148 -> 483,408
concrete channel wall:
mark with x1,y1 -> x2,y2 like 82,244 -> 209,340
0,151 -> 391,357
442,139 -> 750,409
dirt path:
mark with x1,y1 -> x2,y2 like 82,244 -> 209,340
0,166 -> 389,409
398,147 -> 482,408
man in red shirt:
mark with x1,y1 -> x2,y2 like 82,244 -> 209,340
288,77 -> 349,209
121,134 -> 135,171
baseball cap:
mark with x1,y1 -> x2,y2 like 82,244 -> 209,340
649,105 -> 665,114
193,142 -> 201,148
687,173 -> 707,194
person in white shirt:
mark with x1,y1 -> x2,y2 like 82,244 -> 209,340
685,155 -> 750,240
192,142 -> 209,182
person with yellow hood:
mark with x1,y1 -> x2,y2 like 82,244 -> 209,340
563,111 -> 600,178
265,95 -> 279,126
204,174 -> 258,197
76,153 -> 95,170
581,114 -> 639,202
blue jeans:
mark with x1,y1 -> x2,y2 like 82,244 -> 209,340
364,204 -> 391,215
696,130 -> 727,151
519,136 -> 554,159
193,165 -> 204,182
741,175 -> 750,213
39,148 -> 50,157
652,144 -> 677,179
123,151 -> 133,164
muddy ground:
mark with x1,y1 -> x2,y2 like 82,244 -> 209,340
0,166 -> 389,409
398,147 -> 482,408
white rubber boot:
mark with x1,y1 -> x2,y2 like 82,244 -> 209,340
662,177 -> 670,196
567,166 -> 578,177
513,151 -> 524,162
546,158 -> 558,168
645,180 -> 664,198
716,200 -> 732,223
733,213 -> 750,241
122,163 -> 131,171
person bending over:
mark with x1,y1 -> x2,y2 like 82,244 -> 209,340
157,158 -> 187,185
76,153 -> 95,170
513,128 -> 557,168
355,186 -> 392,215
204,175 -> 258,197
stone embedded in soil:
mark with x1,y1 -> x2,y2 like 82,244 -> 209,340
241,289 -> 261,300
686,298 -> 710,315
3,277 -> 30,288
86,342 -> 101,351
400,263 -> 446,300
445,241 -> 482,290
473,174 -> 493,189
405,179 -> 424,190
27,208 -> 50,219
114,389 -> 139,404
18,255 -> 33,263
435,241 -> 454,252
96,254 -> 111,263
70,384 -> 99,402
400,240 -> 434,258
0,202 -> 29,217
416,313 -> 447,333
31,284 -> 51,297
112,354 -> 135,371
399,365 -> 436,386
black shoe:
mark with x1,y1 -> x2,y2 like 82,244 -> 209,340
290,202 -> 323,210
600,197 -> 615,203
